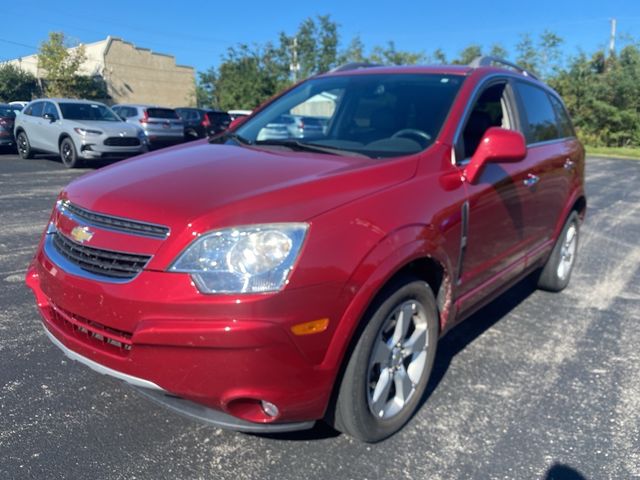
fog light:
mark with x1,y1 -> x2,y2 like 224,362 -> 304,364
261,400 -> 279,418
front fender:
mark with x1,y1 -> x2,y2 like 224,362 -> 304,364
318,224 -> 454,373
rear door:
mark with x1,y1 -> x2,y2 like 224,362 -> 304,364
40,102 -> 63,152
22,101 -> 46,150
511,81 -> 581,262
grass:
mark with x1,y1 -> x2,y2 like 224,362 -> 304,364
585,145 -> 640,160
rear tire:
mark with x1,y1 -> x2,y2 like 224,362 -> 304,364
60,137 -> 82,168
537,211 -> 580,292
17,131 -> 33,159
333,276 -> 438,442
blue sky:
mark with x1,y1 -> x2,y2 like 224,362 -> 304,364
2,0 -> 639,73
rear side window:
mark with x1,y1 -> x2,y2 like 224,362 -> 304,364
207,112 -> 230,125
549,95 -> 575,138
515,81 -> 560,144
0,107 -> 17,118
146,108 -> 178,119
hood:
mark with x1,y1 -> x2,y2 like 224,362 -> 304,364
67,120 -> 140,136
62,140 -> 417,250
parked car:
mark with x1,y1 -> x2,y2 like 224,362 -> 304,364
256,114 -> 325,141
112,104 -> 184,148
9,101 -> 29,109
0,104 -> 22,150
26,58 -> 586,442
175,108 -> 231,140
14,99 -> 148,168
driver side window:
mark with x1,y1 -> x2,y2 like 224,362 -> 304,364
460,82 -> 512,160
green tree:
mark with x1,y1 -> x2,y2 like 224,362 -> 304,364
515,33 -> 538,74
538,30 -> 564,78
369,41 -> 426,65
454,44 -> 482,65
489,43 -> 508,59
432,48 -> 448,64
279,15 -> 340,79
0,64 -> 39,102
212,44 -> 285,110
38,32 -> 87,97
195,68 -> 217,108
338,35 -> 367,64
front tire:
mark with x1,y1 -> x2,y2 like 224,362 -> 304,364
17,132 -> 33,159
333,276 -> 439,442
537,211 -> 580,292
60,137 -> 81,168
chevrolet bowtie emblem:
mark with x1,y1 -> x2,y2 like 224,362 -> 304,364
70,226 -> 94,244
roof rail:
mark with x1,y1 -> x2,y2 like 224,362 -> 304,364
329,62 -> 381,73
469,56 -> 538,80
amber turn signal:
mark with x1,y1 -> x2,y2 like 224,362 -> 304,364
291,318 -> 330,336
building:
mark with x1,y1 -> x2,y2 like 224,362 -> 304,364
7,36 -> 196,107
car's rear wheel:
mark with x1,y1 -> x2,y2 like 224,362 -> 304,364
60,137 -> 81,168
17,132 -> 33,159
537,211 -> 580,291
333,276 -> 438,442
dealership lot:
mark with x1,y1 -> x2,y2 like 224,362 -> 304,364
0,154 -> 638,479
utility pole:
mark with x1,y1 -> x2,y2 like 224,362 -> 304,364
289,37 -> 300,83
609,18 -> 617,58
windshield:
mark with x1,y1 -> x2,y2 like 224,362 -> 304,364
59,103 -> 120,121
235,73 -> 464,158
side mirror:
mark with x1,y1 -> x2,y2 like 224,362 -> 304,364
43,113 -> 56,122
464,127 -> 526,184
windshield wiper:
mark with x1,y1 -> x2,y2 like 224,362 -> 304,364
254,139 -> 367,157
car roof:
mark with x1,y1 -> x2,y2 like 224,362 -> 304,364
318,62 -> 550,90
115,104 -> 176,109
34,98 -> 110,105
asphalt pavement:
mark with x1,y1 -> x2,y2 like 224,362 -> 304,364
0,152 -> 638,479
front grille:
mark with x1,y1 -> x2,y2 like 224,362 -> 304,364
52,231 -> 151,279
49,303 -> 132,356
59,201 -> 170,238
104,137 -> 140,146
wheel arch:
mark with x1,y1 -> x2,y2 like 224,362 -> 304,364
321,227 -> 454,421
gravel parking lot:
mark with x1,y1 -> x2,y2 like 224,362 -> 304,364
0,153 -> 638,480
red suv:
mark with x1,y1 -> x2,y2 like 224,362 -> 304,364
26,57 -> 585,442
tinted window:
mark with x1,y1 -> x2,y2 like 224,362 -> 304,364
0,106 -> 17,118
207,112 -> 230,125
28,102 -> 44,117
42,102 -> 59,119
515,81 -> 560,143
146,108 -> 178,119
549,95 -> 575,138
59,103 -> 120,121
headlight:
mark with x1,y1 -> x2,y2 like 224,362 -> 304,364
74,128 -> 102,136
169,223 -> 308,294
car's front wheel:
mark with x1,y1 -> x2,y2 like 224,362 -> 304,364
17,132 -> 33,159
60,137 -> 81,168
333,276 -> 439,442
537,211 -> 580,291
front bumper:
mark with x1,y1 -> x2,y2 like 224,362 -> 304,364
26,246 -> 341,429
41,322 -> 314,432
78,143 -> 148,160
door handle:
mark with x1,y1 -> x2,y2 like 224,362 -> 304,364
523,173 -> 539,188
564,158 -> 575,170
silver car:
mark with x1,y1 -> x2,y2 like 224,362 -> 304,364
14,99 -> 148,168
112,104 -> 184,148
